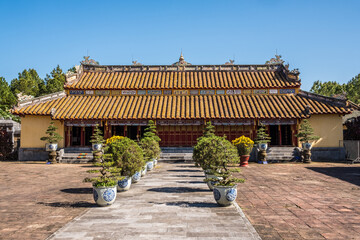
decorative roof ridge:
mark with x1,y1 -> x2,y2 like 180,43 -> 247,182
13,91 -> 66,110
81,63 -> 285,73
298,90 -> 353,109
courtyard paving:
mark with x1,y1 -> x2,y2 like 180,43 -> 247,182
0,162 -> 92,240
235,162 -> 360,240
49,162 -> 260,240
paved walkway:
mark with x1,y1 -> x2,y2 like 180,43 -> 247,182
49,162 -> 261,240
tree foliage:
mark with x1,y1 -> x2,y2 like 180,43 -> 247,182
344,116 -> 360,140
295,119 -> 320,143
10,69 -> 46,97
0,77 -> 17,107
310,74 -> 360,104
139,137 -> 161,161
143,120 -> 161,142
254,124 -> 271,144
40,121 -> 63,143
44,65 -> 66,94
0,130 -> 14,161
90,125 -> 105,144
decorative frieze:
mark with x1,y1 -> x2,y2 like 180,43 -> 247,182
108,120 -> 148,126
85,90 -> 94,95
69,90 -> 84,95
254,89 -> 268,94
157,120 -> 202,125
147,90 -> 162,95
95,90 -> 110,96
212,119 -> 252,125
200,90 -> 215,95
259,119 -> 296,125
121,90 -> 136,95
65,120 -> 101,127
269,89 -> 278,94
280,89 -> 295,94
173,90 -> 189,95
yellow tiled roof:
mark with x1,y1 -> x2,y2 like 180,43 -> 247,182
66,70 -> 300,90
13,94 -> 351,120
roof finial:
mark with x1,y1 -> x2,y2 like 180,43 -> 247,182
173,51 -> 191,66
179,50 -> 184,61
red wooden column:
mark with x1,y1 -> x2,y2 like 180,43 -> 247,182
80,127 -> 85,146
278,125 -> 282,146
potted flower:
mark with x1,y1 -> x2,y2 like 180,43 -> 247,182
254,124 -> 271,164
83,154 -> 122,207
40,121 -> 63,163
295,119 -> 320,163
90,125 -> 105,162
139,136 -> 161,171
202,136 -> 245,206
232,136 -> 254,167
106,137 -> 144,191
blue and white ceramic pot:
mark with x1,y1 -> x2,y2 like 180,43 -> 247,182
153,158 -> 158,166
92,143 -> 102,151
213,185 -> 237,206
93,185 -> 117,207
117,177 -> 132,192
302,142 -> 312,150
147,161 -> 154,171
141,165 -> 147,176
258,143 -> 268,151
46,143 -> 58,152
132,171 -> 141,183
205,174 -> 222,191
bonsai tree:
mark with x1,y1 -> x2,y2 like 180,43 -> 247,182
254,124 -> 271,145
106,137 -> 144,177
139,137 -> 161,161
84,153 -> 123,187
143,120 -> 161,142
295,119 -> 320,163
40,121 -> 63,144
296,119 -> 320,144
90,125 -> 105,145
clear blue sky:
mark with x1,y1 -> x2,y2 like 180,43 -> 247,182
0,0 -> 359,90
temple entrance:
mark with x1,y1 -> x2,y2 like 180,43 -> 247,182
84,127 -> 93,146
112,126 -> 124,136
127,126 -> 138,140
71,127 -> 81,146
269,125 -> 293,146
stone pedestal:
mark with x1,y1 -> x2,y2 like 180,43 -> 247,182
49,151 -> 57,164
303,149 -> 311,163
258,150 -> 268,164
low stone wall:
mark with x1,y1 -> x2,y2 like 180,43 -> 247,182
311,147 -> 346,162
19,148 -> 48,161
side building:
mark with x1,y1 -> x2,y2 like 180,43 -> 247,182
13,55 -> 358,161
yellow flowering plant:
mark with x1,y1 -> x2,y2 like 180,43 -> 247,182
232,135 -> 254,156
106,135 -> 124,145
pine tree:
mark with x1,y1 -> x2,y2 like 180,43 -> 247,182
295,119 -> 320,143
45,65 -> 66,94
203,121 -> 215,138
10,69 -> 46,97
40,122 -> 63,143
90,125 -> 105,144
143,120 -> 161,142
254,124 -> 271,144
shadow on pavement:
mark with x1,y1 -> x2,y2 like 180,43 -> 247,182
147,187 -> 209,193
167,169 -> 202,172
307,167 -> 360,186
149,201 -> 218,208
37,201 -> 97,208
175,175 -> 204,178
60,188 -> 93,194
176,180 -> 205,184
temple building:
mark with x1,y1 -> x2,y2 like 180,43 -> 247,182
13,55 -> 358,161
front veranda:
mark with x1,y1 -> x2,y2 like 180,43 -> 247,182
64,119 -> 297,148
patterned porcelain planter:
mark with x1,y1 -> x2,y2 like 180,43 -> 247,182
117,177 -> 132,192
147,161 -> 154,171
153,158 -> 158,166
205,174 -> 222,191
92,143 -> 102,151
132,171 -> 141,183
93,186 -> 117,207
141,165 -> 147,176
45,143 -> 58,152
213,185 -> 237,206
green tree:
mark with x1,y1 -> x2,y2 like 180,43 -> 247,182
40,121 -> 63,143
0,77 -> 17,108
310,80 -> 345,97
295,119 -> 320,143
143,120 -> 161,142
10,69 -> 46,97
254,124 -> 271,144
44,65 -> 66,94
345,73 -> 360,104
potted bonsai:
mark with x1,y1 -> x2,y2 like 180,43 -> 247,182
40,121 -> 63,163
232,135 -> 254,167
295,119 -> 320,163
254,124 -> 271,164
142,120 -> 162,166
202,136 -> 245,206
90,125 -> 105,162
84,153 -> 123,207
106,137 -> 144,191
139,136 -> 161,171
